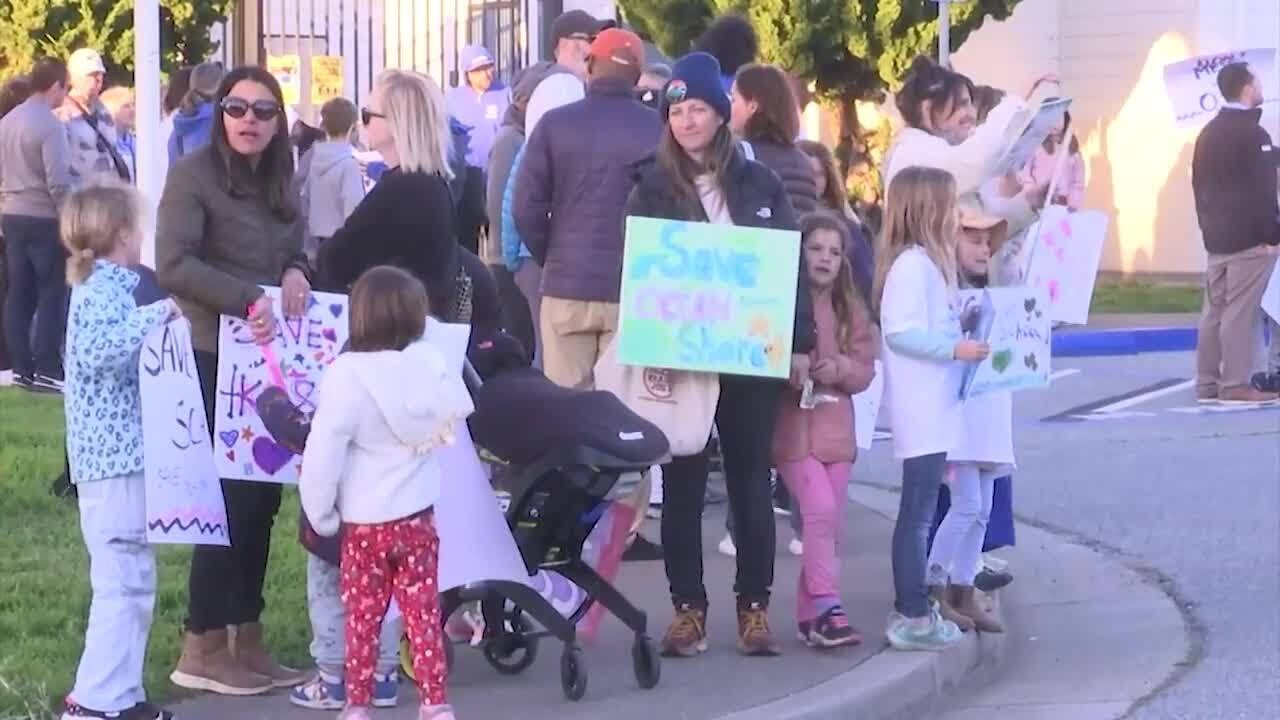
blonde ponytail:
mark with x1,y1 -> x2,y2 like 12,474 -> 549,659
60,179 -> 143,285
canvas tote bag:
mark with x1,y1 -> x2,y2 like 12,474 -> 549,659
594,340 -> 719,457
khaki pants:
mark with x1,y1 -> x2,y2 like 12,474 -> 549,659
1197,245 -> 1279,392
539,297 -> 651,539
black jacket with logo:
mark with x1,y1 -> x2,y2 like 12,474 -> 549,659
1191,107 -> 1280,255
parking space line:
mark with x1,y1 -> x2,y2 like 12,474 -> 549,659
1050,368 -> 1081,382
1092,379 -> 1195,413
1042,378 -> 1188,422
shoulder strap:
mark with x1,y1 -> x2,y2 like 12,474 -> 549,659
739,140 -> 755,162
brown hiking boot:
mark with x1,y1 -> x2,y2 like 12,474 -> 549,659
930,585 -> 975,632
230,622 -> 311,688
661,602 -> 708,657
736,599 -> 780,657
170,629 -> 273,695
1218,386 -> 1279,405
949,585 -> 1004,634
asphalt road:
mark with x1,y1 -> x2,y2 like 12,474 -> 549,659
859,350 -> 1280,719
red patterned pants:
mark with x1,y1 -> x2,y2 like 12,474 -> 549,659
341,511 -> 446,707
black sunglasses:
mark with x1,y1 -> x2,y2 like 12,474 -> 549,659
361,108 -> 386,126
220,97 -> 281,122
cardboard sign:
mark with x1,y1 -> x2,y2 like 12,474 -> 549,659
851,360 -> 884,450
959,287 -> 1052,399
993,97 -> 1072,176
617,216 -> 799,379
1024,207 -> 1109,325
1263,262 -> 1280,325
214,288 -> 349,483
311,56 -> 344,108
1163,49 -> 1279,128
139,319 -> 230,545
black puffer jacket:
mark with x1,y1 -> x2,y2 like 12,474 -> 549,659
624,148 -> 817,361
743,140 -> 820,218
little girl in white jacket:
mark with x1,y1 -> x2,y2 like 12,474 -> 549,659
299,266 -> 472,720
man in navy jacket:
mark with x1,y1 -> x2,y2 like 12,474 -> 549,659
1191,62 -> 1280,403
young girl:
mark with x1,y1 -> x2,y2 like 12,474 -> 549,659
299,265 -> 473,720
874,166 -> 989,651
773,212 -> 876,648
1020,106 -> 1084,211
925,207 -> 1012,634
60,181 -> 181,720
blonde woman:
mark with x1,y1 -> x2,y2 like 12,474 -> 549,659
317,70 -> 458,312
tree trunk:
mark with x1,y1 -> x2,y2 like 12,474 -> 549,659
833,97 -> 864,185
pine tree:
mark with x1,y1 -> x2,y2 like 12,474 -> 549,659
0,0 -> 236,84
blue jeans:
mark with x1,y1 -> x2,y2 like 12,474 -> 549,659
891,453 -> 947,618
2,214 -> 65,378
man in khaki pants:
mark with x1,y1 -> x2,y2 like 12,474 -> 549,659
1191,62 -> 1280,404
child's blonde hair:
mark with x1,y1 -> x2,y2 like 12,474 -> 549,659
872,166 -> 959,315
60,180 -> 143,285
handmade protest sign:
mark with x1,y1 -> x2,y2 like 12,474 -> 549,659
139,319 -> 230,545
851,360 -> 884,451
1024,207 -> 1109,325
993,97 -> 1072,177
214,287 -> 349,483
959,287 -> 1052,399
1263,263 -> 1280,325
1163,49 -> 1278,128
617,216 -> 799,379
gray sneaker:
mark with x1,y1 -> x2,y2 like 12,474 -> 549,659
885,608 -> 963,651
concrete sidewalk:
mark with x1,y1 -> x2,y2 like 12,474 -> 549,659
175,502 -> 1004,720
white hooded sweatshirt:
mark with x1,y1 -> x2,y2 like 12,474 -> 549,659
299,337 -> 475,536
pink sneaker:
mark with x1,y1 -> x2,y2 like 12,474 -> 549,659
419,704 -> 456,720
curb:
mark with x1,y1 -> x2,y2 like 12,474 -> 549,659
1052,326 -> 1196,357
720,495 -> 1010,720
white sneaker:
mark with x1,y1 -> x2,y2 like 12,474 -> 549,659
788,538 -> 804,556
982,553 -> 1009,573
717,533 -> 736,557
0,370 -> 12,386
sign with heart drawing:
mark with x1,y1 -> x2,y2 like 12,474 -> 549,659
958,286 -> 1052,399
214,287 -> 350,483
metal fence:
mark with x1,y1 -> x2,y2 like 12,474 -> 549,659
211,0 -> 533,111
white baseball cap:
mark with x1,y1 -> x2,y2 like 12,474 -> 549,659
68,48 -> 107,77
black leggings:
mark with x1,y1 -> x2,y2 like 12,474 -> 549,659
185,350 -> 283,632
661,376 -> 784,607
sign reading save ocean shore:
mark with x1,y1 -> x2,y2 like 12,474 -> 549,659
617,216 -> 799,379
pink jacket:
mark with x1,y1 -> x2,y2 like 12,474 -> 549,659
1020,145 -> 1086,210
772,289 -> 876,465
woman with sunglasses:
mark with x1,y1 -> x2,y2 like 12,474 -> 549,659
624,52 -> 816,659
156,65 -> 313,697
315,70 -> 459,315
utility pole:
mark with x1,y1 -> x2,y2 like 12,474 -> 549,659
937,0 -> 953,66
134,0 -> 161,266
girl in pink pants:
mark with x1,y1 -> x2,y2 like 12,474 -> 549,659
773,213 -> 877,649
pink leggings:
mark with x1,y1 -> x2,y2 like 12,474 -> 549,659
777,457 -> 852,622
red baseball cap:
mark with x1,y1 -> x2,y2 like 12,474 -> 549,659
588,28 -> 645,67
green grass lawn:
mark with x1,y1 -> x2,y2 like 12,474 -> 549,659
0,388 -> 311,719
1091,282 -> 1202,314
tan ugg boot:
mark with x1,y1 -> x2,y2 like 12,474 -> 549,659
929,584 -> 975,632
950,585 -> 1005,633
170,629 -> 273,695
229,622 -> 311,688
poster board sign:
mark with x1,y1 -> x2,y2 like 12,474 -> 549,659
959,287 -> 1052,399
1263,262 -> 1280,325
311,56 -> 344,108
267,54 -> 301,106
1163,49 -> 1278,128
214,288 -> 349,483
139,319 -> 230,546
993,97 -> 1072,176
617,216 -> 799,379
1024,207 -> 1109,325
851,360 -> 883,450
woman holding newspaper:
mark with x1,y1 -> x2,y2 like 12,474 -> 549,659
155,65 -> 313,696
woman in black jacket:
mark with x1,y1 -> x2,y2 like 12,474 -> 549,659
317,70 -> 459,312
728,63 -> 819,217
625,52 -> 816,659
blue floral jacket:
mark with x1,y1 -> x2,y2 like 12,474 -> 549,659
65,260 -> 171,484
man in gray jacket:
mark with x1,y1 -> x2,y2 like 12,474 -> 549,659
56,48 -> 130,184
0,58 -> 71,392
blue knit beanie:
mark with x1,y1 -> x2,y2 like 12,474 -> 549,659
661,52 -> 732,121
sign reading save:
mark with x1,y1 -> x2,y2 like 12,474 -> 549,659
616,216 -> 799,379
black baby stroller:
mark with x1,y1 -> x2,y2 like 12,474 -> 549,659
432,333 -> 670,700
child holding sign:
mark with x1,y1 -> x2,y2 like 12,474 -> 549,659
873,167 -> 989,652
772,212 -> 876,649
298,266 -> 472,720
59,181 -> 182,720
925,207 -> 1012,634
